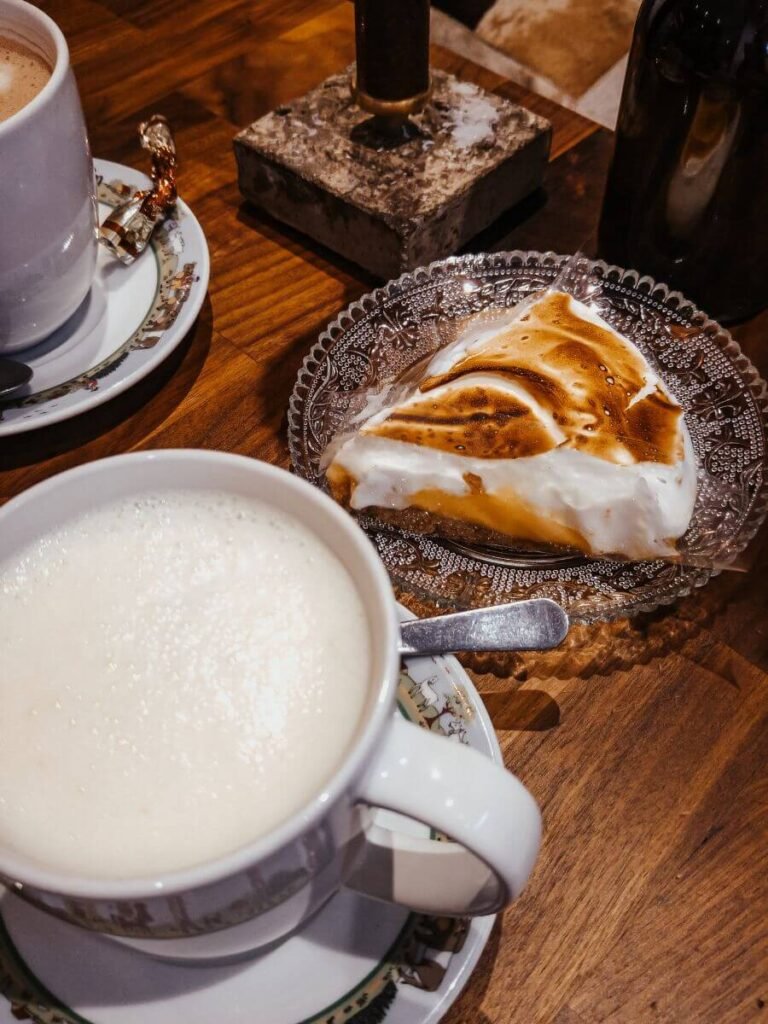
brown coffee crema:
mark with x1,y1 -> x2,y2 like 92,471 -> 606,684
366,292 -> 684,466
0,35 -> 52,122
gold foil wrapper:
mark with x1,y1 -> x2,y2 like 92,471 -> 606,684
99,114 -> 178,265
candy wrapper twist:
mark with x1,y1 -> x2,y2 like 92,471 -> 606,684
99,114 -> 178,265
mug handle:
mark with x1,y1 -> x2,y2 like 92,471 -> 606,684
345,716 -> 541,916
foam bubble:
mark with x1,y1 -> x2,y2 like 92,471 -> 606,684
0,36 -> 51,121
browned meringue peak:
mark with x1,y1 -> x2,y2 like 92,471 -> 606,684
366,382 -> 560,460
375,291 -> 686,467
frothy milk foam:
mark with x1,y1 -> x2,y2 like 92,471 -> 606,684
0,491 -> 371,879
0,35 -> 52,123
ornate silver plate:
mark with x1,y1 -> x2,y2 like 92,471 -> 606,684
288,252 -> 768,622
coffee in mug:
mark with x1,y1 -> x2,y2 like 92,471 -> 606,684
0,490 -> 371,879
0,33 -> 51,121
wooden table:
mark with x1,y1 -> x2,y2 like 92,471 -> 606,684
2,3 -> 767,1021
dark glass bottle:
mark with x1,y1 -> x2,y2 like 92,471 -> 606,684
598,0 -> 768,323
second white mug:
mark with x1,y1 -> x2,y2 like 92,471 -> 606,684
0,451 -> 542,963
0,0 -> 97,353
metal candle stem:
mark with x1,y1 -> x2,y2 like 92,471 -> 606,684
354,0 -> 431,126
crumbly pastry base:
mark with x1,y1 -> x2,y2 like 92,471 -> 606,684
351,503 -> 589,558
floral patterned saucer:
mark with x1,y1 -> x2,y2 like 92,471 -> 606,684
0,159 -> 209,437
0,609 -> 499,1024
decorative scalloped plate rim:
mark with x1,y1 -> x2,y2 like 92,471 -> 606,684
288,251 -> 768,623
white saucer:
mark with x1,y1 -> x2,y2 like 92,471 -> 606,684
0,158 -> 209,437
0,625 -> 498,1024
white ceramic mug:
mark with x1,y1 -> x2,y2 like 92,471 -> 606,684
0,450 -> 542,962
0,0 -> 97,352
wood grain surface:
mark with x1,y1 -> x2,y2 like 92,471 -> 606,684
2,3 -> 767,1022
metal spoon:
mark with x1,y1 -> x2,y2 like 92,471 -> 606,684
399,598 -> 569,657
0,357 -> 32,398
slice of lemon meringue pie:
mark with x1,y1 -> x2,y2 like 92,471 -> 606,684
326,291 -> 697,560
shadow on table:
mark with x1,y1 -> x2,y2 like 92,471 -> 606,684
398,533 -> 768,737
462,604 -> 715,683
462,128 -> 614,259
458,568 -> 737,685
441,916 -> 500,1024
395,549 -> 757,693
235,199 -> 378,291
481,689 -> 560,730
235,200 -> 377,458
0,305 -> 212,474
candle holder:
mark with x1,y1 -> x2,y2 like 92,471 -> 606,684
234,3 -> 551,279
353,0 -> 431,130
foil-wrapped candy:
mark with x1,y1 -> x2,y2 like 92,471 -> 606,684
99,114 -> 178,265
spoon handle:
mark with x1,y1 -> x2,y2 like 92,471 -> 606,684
399,598 -> 569,657
0,357 -> 33,398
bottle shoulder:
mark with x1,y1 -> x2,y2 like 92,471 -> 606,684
634,0 -> 768,85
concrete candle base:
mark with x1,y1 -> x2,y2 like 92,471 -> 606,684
234,68 -> 551,279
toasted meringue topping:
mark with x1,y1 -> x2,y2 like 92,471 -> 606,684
367,376 -> 563,459
366,292 -> 684,467
327,291 -> 697,559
